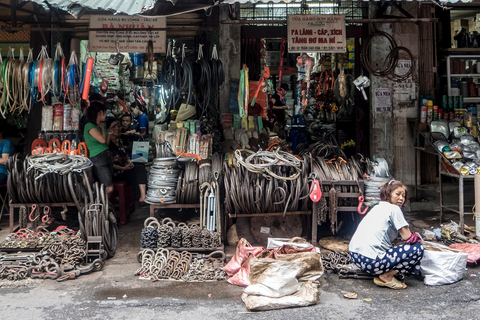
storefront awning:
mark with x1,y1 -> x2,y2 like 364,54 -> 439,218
222,0 -> 474,3
24,0 -> 175,17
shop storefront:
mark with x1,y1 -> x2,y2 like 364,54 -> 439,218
0,0 -> 478,312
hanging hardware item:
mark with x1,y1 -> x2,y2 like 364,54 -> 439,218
238,64 -> 249,118
65,50 -> 80,105
277,37 -> 286,100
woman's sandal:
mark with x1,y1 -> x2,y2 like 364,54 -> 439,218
373,277 -> 407,290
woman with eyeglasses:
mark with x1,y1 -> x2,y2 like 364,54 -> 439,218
348,180 -> 424,290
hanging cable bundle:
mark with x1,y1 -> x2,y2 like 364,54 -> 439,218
158,41 -> 182,125
360,31 -> 415,82
193,44 -> 211,119
209,45 -> 224,116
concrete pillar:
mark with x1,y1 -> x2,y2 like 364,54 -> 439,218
368,3 -> 419,185
218,4 -> 241,115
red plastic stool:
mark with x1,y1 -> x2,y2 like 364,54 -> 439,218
109,181 -> 134,224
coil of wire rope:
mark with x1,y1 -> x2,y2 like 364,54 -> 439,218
6,153 -> 89,205
176,160 -> 199,204
145,157 -> 180,204
224,152 -> 310,215
360,31 -> 415,82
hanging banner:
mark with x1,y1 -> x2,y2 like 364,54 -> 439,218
89,15 -> 166,53
287,14 -> 346,53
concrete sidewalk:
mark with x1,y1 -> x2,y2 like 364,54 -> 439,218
0,193 -> 479,319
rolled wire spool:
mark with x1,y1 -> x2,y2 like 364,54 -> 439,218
146,157 -> 181,204
364,177 -> 390,206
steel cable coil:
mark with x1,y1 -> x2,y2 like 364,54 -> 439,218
146,157 -> 181,204
360,31 -> 415,82
176,161 -> 199,204
224,151 -> 310,215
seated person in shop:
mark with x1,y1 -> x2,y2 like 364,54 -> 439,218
349,180 -> 424,290
106,117 -> 140,201
0,124 -> 15,185
270,83 -> 290,138
121,102 -> 149,202
120,113 -> 134,155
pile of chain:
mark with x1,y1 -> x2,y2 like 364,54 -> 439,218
0,266 -> 28,281
182,252 -> 227,282
0,253 -> 34,281
140,226 -> 158,249
224,151 -> 311,215
321,251 -> 352,272
135,248 -> 192,281
145,157 -> 181,204
142,217 -> 221,249
0,228 -> 57,250
39,233 -> 86,267
6,153 -> 90,207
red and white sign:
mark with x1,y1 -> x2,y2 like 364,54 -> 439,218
89,15 -> 166,53
287,14 -> 346,53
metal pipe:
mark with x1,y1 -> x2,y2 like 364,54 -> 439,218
220,18 -> 438,25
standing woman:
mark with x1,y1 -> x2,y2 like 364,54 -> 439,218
84,101 -> 114,198
124,102 -> 148,202
349,180 -> 424,290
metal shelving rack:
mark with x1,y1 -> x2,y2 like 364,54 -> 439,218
446,54 -> 480,103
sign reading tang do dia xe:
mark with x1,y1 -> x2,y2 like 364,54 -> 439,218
287,14 -> 346,53
89,15 -> 166,53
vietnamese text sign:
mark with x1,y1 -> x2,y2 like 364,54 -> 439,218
89,15 -> 166,53
374,88 -> 392,112
287,14 -> 346,53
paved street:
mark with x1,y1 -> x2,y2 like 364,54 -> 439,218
0,206 -> 480,319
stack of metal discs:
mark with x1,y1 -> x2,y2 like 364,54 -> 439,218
145,157 -> 181,204
364,176 -> 390,207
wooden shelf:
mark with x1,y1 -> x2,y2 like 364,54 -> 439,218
149,203 -> 200,216
228,211 -> 311,218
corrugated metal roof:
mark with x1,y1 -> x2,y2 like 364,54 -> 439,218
223,0 -> 472,2
25,0 -> 172,16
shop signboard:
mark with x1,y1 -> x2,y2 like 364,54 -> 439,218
287,14 -> 346,53
89,15 -> 166,53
